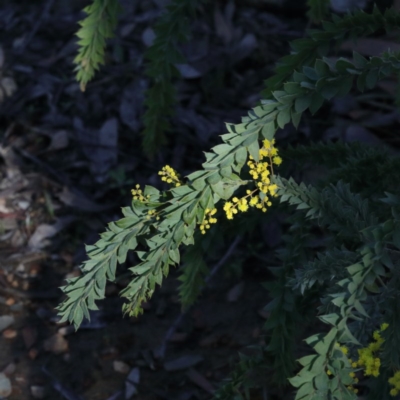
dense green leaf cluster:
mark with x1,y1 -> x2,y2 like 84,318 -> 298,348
64,5 -> 400,399
275,174 -> 400,399
262,6 -> 400,98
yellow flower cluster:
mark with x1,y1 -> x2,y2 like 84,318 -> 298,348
389,371 -> 400,396
351,323 -> 388,378
158,165 -> 182,187
199,208 -> 217,234
223,200 -> 238,220
330,325 -> 390,394
223,139 -> 281,220
336,344 -> 349,355
346,382 -> 359,394
131,184 -> 150,202
147,209 -> 160,221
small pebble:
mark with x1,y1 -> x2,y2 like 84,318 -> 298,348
113,360 -> 130,374
2,329 -> 17,339
28,348 -> 39,360
30,385 -> 45,399
58,326 -> 74,336
43,334 -> 68,354
0,373 -> 12,397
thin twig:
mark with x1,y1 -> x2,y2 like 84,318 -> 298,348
155,235 -> 243,360
13,146 -> 70,187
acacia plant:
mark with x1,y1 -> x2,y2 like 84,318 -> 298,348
60,2 -> 400,399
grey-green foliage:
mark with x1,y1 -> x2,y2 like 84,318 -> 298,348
74,0 -> 121,91
60,6 -> 400,399
290,246 -> 360,295
262,6 -> 400,98
274,173 -> 400,398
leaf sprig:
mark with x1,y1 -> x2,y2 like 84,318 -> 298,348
141,0 -> 203,157
60,30 -> 400,332
74,0 -> 121,91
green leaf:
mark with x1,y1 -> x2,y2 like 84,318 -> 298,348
336,76 -> 353,97
319,313 -> 340,326
295,95 -> 312,113
313,327 -> 337,355
261,121 -> 276,140
289,371 -> 318,388
213,144 -> 234,155
277,108 -> 291,129
211,178 -> 242,200
314,372 -> 329,390
294,382 -> 314,400
247,140 -> 260,162
309,93 -> 324,114
171,185 -> 194,197
173,222 -> 185,244
284,82 -> 304,94
242,133 -> 259,148
182,201 -> 198,224
353,51 -> 367,68
297,354 -> 318,367
206,172 -> 221,185
291,109 -> 303,129
335,58 -> 355,73
303,66 -> 319,81
365,68 -> 378,89
320,82 -> 339,100
169,248 -> 180,264
314,59 -> 330,77
235,147 -> 247,169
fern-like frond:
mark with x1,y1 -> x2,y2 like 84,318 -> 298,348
262,6 -> 400,97
141,0 -> 202,157
275,176 -> 381,243
74,0 -> 121,91
178,240 -> 209,309
290,246 -> 360,294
